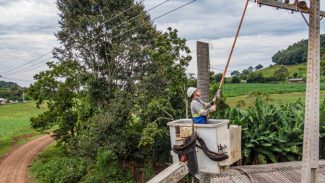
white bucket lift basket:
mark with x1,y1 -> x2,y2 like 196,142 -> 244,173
168,119 -> 241,174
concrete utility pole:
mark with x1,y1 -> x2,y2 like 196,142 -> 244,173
255,0 -> 321,182
197,41 -> 210,102
302,0 -> 320,182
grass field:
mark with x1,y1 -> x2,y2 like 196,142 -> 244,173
0,102 -> 47,156
255,63 -> 307,77
222,83 -> 325,97
226,90 -> 325,108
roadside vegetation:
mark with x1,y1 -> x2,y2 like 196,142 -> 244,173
0,102 -> 47,156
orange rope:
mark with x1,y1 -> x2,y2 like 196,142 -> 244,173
215,0 -> 250,100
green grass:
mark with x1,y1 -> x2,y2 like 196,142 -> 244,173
0,102 -> 47,156
255,63 -> 307,77
221,83 -> 325,97
226,91 -> 325,108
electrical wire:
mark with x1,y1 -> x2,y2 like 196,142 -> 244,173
98,0 -> 146,28
4,56 -> 53,76
7,60 -> 51,75
82,0 -> 171,45
0,52 -> 51,75
111,0 -> 171,30
108,0 -> 198,40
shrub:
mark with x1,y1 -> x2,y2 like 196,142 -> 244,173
247,73 -> 265,83
231,76 -> 241,83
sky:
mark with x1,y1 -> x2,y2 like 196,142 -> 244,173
0,0 -> 325,87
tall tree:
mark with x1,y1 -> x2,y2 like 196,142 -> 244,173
29,1 -> 192,180
273,66 -> 289,82
231,70 -> 241,77
30,0 -> 157,143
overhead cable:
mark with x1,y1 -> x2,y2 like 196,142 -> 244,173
109,0 -> 198,40
83,0 -> 171,44
98,0 -> 146,28
0,52 -> 51,75
4,56 -> 53,76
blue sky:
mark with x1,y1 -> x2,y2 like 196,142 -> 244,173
0,0 -> 324,86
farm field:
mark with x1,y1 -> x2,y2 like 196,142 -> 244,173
226,90 -> 325,108
222,83 -> 325,97
0,102 -> 47,156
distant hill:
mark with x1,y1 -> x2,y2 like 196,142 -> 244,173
0,80 -> 20,89
0,81 -> 23,100
255,63 -> 307,78
272,34 -> 325,65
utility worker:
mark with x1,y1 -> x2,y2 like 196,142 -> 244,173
187,87 -> 217,124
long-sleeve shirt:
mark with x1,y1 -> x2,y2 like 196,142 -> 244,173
190,98 -> 211,117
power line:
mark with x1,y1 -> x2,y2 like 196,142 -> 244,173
18,62 -> 50,74
108,0 -> 198,40
98,0 -> 146,28
4,56 -> 53,76
112,0 -> 171,30
82,0 -> 171,45
0,52 -> 51,75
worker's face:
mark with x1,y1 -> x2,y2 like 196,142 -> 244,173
193,89 -> 201,98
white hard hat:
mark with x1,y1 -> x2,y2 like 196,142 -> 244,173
187,87 -> 196,98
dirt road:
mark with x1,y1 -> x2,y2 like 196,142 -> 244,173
0,135 -> 54,183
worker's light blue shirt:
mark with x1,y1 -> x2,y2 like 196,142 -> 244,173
191,98 -> 210,124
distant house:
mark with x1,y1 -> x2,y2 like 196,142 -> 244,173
288,78 -> 304,83
240,80 -> 247,83
0,98 -> 7,105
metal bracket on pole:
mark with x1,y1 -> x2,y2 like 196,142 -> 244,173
298,9 -> 309,26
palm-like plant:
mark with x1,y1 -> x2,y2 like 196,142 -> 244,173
228,98 -> 305,165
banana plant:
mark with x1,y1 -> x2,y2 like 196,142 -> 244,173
228,97 -> 307,165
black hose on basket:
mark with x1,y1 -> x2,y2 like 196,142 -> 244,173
172,133 -> 198,176
196,135 -> 229,161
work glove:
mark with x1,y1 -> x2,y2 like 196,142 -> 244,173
208,105 -> 216,113
209,89 -> 222,105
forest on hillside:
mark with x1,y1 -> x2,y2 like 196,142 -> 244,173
0,80 -> 19,89
0,81 -> 24,100
272,34 -> 325,65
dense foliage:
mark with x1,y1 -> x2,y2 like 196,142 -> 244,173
228,98 -> 305,164
272,34 -> 325,65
